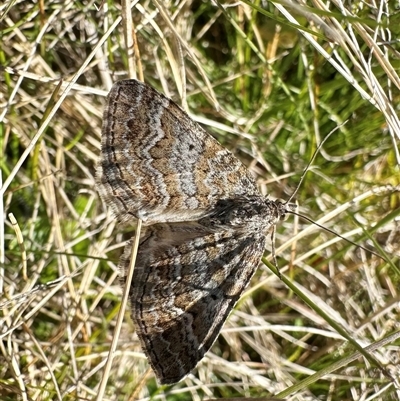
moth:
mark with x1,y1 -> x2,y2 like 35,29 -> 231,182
96,79 -> 296,384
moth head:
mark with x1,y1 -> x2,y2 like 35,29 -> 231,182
273,199 -> 297,221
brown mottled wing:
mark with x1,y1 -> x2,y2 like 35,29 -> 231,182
96,79 -> 260,225
119,223 -> 266,384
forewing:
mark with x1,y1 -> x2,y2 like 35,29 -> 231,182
96,79 -> 260,224
119,223 -> 266,384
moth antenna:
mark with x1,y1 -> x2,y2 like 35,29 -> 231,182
283,121 -> 386,262
286,122 -> 347,205
289,211 -> 386,261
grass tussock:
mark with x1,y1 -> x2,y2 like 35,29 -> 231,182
1,1 -> 400,400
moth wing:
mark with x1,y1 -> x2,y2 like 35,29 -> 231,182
119,223 -> 266,384
96,79 -> 260,225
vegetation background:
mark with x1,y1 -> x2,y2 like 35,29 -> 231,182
1,0 -> 399,400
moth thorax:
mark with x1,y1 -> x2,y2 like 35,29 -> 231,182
198,196 -> 277,229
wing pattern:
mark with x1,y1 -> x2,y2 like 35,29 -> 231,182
119,223 -> 266,384
96,80 -> 288,384
96,80 -> 260,225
